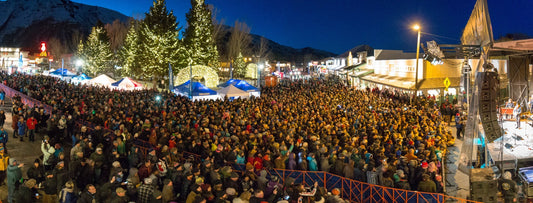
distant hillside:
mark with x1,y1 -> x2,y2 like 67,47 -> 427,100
0,0 -> 335,65
0,0 -> 130,52
337,44 -> 374,58
215,25 -> 337,65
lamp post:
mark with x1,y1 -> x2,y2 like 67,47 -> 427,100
413,24 -> 421,99
258,64 -> 264,91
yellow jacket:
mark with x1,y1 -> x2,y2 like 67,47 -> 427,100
0,153 -> 9,171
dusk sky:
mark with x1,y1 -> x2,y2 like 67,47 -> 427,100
73,0 -> 533,54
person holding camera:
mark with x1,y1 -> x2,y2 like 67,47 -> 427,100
41,137 -> 56,171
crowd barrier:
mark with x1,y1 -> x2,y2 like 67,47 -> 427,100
3,85 -> 479,203
0,83 -> 53,115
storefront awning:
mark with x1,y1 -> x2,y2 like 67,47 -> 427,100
349,69 -> 373,78
417,77 -> 461,90
360,74 -> 415,90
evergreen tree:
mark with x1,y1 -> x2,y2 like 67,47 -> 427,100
120,22 -> 141,77
137,0 -> 184,80
233,52 -> 246,78
77,26 -> 113,77
183,0 -> 219,68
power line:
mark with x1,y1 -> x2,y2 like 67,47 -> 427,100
421,32 -> 460,42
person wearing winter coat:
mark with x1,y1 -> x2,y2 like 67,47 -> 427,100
307,153 -> 318,171
42,171 -> 57,203
77,184 -> 98,203
0,126 -> 8,146
41,139 -> 56,171
288,153 -> 297,170
59,180 -> 78,203
0,147 -> 9,186
7,158 -> 23,203
15,179 -> 38,203
27,158 -> 45,184
17,117 -> 25,142
256,170 -> 268,192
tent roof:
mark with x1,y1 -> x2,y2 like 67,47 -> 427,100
50,68 -> 76,76
219,79 -> 259,92
111,77 -> 142,88
217,85 -> 249,97
493,39 -> 533,51
88,74 -> 116,86
174,80 -> 217,96
72,73 -> 91,80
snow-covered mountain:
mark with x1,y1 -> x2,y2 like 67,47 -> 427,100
0,0 -> 129,50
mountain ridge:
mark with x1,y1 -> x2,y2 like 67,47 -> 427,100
0,0 -> 336,64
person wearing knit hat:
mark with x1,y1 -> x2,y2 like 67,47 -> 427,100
7,157 -> 22,203
14,179 -> 37,202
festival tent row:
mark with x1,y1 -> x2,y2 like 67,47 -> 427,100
218,79 -> 260,97
70,73 -> 92,85
217,85 -> 249,98
111,77 -> 143,90
48,68 -> 77,77
173,80 -> 221,101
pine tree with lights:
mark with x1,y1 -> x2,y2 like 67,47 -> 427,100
137,0 -> 184,80
120,22 -> 141,77
233,52 -> 246,78
183,0 -> 219,68
77,26 -> 113,77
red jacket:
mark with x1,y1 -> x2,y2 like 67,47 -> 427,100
26,118 -> 37,130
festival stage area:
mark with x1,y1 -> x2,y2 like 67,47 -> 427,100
487,120 -> 533,164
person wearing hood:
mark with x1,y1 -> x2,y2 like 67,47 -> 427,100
307,153 -> 318,171
161,179 -> 175,202
7,158 -> 23,203
287,153 -> 297,170
256,170 -> 269,192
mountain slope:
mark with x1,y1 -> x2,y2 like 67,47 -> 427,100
0,0 -> 130,50
215,25 -> 336,65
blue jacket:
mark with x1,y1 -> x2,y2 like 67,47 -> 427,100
0,129 -> 7,143
17,121 -> 25,136
307,156 -> 318,171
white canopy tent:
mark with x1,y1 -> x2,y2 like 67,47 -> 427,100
87,74 -> 116,87
217,85 -> 249,99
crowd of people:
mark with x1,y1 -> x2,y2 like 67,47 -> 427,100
0,72 -> 455,203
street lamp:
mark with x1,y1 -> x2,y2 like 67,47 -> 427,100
413,24 -> 421,97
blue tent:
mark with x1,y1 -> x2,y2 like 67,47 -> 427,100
174,80 -> 218,97
50,68 -> 76,77
218,79 -> 258,92
72,73 -> 92,81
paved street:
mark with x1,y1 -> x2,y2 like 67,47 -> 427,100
0,97 -> 43,201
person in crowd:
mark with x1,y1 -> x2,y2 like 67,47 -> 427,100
17,116 -> 25,142
27,158 -> 45,184
0,147 -> 8,185
42,171 -> 57,203
500,171 -> 517,203
0,111 -> 5,129
15,178 -> 38,203
27,115 -> 38,142
514,103 -> 522,128
417,174 -> 436,193
0,126 -> 8,147
7,158 -> 22,203
41,138 -> 56,171
59,180 -> 78,203
78,184 -> 98,203
0,74 -> 455,203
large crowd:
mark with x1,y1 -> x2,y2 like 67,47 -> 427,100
0,72 -> 456,203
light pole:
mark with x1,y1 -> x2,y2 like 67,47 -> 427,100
258,64 -> 264,91
413,24 -> 421,98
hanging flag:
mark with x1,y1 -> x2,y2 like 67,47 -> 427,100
168,63 -> 174,90
461,0 -> 494,47
18,53 -> 23,68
